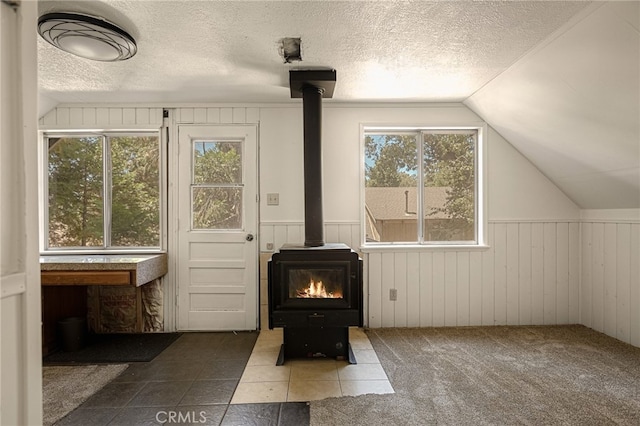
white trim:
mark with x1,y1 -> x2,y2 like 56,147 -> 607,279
165,108 -> 178,332
39,124 -> 163,131
360,123 -> 488,248
23,0 -> 44,420
262,219 -> 585,225
47,101 -> 470,110
42,128 -> 161,133
41,249 -> 166,255
175,123 -> 259,331
580,219 -> 640,224
260,220 -> 359,226
38,130 -> 47,252
0,273 -> 26,299
1,2 -> 44,424
489,219 -> 581,223
581,209 -> 640,223
361,244 -> 491,253
39,130 -> 165,252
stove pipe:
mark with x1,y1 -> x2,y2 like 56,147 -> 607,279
302,86 -> 324,247
290,69 -> 336,248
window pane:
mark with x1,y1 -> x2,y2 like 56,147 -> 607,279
110,136 -> 160,247
364,134 -> 418,242
192,187 -> 242,229
423,132 -> 475,242
193,141 -> 242,184
48,136 -> 104,247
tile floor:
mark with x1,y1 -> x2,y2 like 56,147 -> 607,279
54,328 -> 393,425
231,327 -> 394,404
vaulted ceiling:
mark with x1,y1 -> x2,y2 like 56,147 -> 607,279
37,1 -> 639,210
466,1 -> 639,210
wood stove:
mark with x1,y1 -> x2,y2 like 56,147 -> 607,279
267,69 -> 364,364
268,243 -> 363,364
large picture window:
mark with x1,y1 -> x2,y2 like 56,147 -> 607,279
44,132 -> 162,250
364,127 -> 482,245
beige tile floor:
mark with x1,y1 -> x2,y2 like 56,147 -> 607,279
230,327 -> 395,404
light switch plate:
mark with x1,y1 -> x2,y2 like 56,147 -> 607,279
267,193 -> 279,205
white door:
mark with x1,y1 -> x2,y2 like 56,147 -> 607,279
1,1 -> 42,424
177,125 -> 258,331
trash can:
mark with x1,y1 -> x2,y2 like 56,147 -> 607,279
58,317 -> 87,352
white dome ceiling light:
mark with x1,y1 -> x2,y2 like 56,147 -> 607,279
38,12 -> 137,62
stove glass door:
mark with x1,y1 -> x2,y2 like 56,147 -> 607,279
288,268 -> 345,299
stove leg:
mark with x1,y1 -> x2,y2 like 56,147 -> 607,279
347,343 -> 357,364
276,344 -> 285,366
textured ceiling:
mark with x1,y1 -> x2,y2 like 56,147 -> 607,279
37,1 -> 639,210
466,1 -> 640,209
38,0 -> 589,105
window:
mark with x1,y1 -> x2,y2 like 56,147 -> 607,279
364,127 -> 482,245
191,139 -> 243,230
44,132 -> 162,250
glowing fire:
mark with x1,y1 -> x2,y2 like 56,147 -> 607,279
296,279 -> 343,299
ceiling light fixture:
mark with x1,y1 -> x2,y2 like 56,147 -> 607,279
38,12 -> 137,62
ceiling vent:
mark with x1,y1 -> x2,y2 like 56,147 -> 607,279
280,37 -> 302,63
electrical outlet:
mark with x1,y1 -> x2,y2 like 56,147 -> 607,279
266,242 -> 274,251
389,289 -> 398,301
267,193 -> 279,205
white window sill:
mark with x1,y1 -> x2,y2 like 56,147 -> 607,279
360,244 -> 490,253
41,249 -> 165,256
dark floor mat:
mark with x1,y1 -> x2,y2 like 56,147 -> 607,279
44,333 -> 182,364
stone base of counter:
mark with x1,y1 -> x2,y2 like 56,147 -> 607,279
142,280 -> 164,332
87,280 -> 163,333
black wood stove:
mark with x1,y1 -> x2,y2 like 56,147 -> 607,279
268,69 -> 364,365
269,243 -> 363,364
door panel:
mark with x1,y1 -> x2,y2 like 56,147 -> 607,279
177,125 -> 258,331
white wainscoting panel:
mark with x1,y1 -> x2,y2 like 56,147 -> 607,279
39,106 -> 258,128
175,107 -> 259,124
261,221 -> 582,331
40,106 -> 163,127
581,221 -> 640,347
366,222 -> 580,329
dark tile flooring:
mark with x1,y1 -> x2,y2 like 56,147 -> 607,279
55,332 -> 310,426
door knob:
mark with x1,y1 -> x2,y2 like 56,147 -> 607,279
246,234 -> 254,241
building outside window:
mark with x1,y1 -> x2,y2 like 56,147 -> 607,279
364,127 -> 482,245
43,132 -> 162,251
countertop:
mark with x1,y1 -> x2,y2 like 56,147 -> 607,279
40,253 -> 168,285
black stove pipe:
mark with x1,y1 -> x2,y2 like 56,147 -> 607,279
302,85 -> 324,247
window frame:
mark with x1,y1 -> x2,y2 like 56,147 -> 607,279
361,124 -> 487,250
39,129 -> 166,254
189,138 -> 245,231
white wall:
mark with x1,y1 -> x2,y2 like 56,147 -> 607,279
580,209 -> 640,347
260,103 -> 486,223
1,1 -> 42,424
259,103 -> 579,225
40,103 -> 639,349
40,103 -> 580,226
257,103 -> 583,332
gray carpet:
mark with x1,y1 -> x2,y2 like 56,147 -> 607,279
43,364 -> 128,426
310,325 -> 640,425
